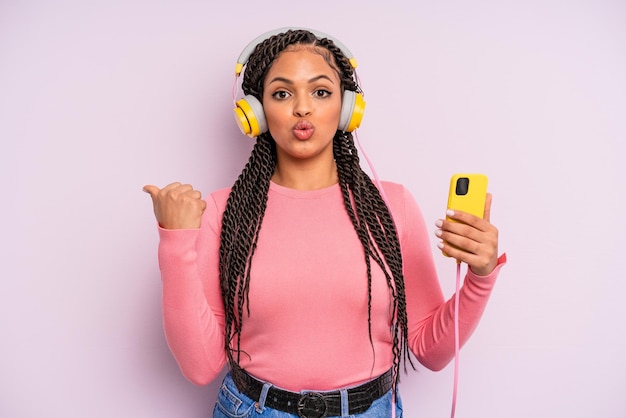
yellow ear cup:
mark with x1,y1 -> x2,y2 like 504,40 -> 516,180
233,103 -> 253,137
339,90 -> 366,132
233,96 -> 267,138
346,92 -> 365,132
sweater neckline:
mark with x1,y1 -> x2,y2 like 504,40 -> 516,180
269,180 -> 340,198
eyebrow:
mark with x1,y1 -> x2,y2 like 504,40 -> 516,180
267,74 -> 336,86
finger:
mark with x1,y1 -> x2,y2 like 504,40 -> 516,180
438,215 -> 497,250
165,183 -> 197,198
142,185 -> 160,199
438,231 -> 496,272
437,240 -> 477,264
161,182 -> 183,193
186,189 -> 203,200
437,226 -> 479,254
483,193 -> 492,222
176,188 -> 203,205
177,184 -> 195,194
442,217 -> 498,247
445,209 -> 483,230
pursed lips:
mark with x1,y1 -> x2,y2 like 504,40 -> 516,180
293,120 -> 315,140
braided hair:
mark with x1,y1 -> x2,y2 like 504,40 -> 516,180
219,29 -> 414,393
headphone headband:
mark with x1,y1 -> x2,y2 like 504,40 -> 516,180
234,27 -> 358,76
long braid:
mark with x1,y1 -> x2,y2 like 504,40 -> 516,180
219,134 -> 275,381
322,31 -> 416,389
333,131 -> 415,393
219,29 -> 414,393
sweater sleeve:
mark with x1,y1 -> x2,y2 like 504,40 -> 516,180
157,193 -> 227,385
395,184 -> 506,371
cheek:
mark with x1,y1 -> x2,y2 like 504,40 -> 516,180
262,103 -> 283,126
263,105 -> 290,140
325,101 -> 343,126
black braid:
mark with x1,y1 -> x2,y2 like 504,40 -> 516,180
219,29 -> 414,393
219,134 -> 276,381
333,131 -> 415,393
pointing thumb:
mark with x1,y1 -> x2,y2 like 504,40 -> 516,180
143,185 -> 160,199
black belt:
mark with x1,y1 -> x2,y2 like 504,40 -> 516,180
231,364 -> 393,418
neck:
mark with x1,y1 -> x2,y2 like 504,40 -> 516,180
272,160 -> 338,190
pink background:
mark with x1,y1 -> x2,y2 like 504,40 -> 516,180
1,0 -> 624,416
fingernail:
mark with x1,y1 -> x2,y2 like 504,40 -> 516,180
435,229 -> 442,237
435,219 -> 443,228
446,209 -> 455,217
437,242 -> 444,249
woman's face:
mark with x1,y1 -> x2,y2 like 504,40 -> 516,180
262,45 -> 342,167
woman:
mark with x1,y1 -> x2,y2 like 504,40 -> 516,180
144,28 -> 505,418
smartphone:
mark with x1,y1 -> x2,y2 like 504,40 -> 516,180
443,174 -> 488,257
446,174 -> 488,222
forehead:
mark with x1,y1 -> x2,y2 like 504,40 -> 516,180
264,45 -> 341,81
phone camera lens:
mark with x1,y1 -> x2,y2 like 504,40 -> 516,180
456,177 -> 470,196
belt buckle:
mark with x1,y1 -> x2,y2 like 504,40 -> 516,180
297,392 -> 328,418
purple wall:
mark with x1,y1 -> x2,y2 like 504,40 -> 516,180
1,0 -> 624,416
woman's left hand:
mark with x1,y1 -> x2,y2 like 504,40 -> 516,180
435,193 -> 499,276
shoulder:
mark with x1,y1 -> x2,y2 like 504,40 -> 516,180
200,187 -> 232,232
379,180 -> 407,196
378,181 -> 415,210
377,180 -> 426,233
207,186 -> 232,210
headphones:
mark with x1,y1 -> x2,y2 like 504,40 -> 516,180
233,27 -> 366,138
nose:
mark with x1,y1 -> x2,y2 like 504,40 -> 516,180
293,95 -> 312,117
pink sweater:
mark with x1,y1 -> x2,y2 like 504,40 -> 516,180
157,181 -> 505,391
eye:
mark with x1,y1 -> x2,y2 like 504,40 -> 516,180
271,90 -> 290,100
314,89 -> 331,98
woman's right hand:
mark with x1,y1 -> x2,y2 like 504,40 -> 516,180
143,182 -> 206,229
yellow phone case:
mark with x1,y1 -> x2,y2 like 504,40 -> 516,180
446,174 -> 488,222
443,174 -> 488,257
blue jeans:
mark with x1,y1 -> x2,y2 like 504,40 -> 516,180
213,371 -> 403,418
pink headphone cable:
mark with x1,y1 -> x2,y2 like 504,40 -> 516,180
451,261 -> 461,418
232,75 -> 239,106
353,130 -> 388,209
